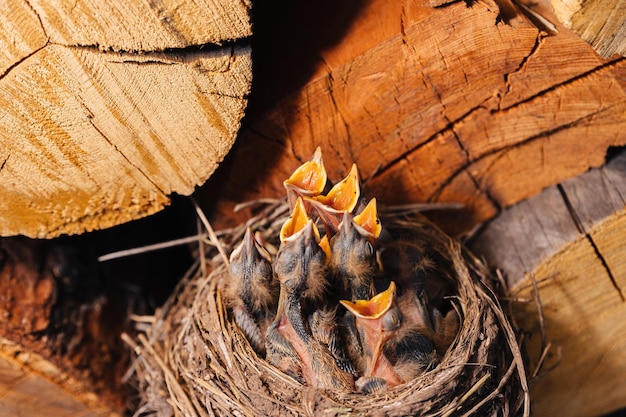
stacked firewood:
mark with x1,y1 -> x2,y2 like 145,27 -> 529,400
224,148 -> 460,392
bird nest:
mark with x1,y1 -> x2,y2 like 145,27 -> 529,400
126,154 -> 529,417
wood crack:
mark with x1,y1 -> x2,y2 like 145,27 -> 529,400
0,42 -> 49,81
400,1 -> 417,55
501,32 -> 545,110
1,25 -> 249,80
500,55 -> 626,113
63,39 -> 250,62
23,0 -> 49,39
430,100 -> 624,203
0,0 -> 50,81
557,184 -> 626,301
0,155 -> 8,173
86,118 -> 166,197
432,0 -> 467,9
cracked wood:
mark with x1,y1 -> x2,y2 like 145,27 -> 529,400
469,149 -> 626,417
211,0 -> 626,236
0,0 -> 252,237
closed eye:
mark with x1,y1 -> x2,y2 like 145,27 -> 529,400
382,307 -> 402,331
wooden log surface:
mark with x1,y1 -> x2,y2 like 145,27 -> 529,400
0,338 -> 114,417
209,0 -> 626,237
469,149 -> 626,417
0,0 -> 252,238
550,0 -> 626,58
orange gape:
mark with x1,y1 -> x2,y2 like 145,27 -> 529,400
308,163 -> 360,212
280,197 -> 319,242
283,147 -> 328,208
341,282 -> 404,387
353,198 -> 382,239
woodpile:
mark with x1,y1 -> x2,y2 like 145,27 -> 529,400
1,0 -> 625,415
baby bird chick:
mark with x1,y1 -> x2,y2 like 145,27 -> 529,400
326,199 -> 382,376
225,227 -> 278,356
266,202 -> 353,390
329,199 -> 382,302
278,197 -> 327,303
341,281 -> 440,393
340,282 -> 404,391
383,237 -> 460,353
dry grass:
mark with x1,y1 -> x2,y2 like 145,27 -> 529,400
126,200 -> 529,417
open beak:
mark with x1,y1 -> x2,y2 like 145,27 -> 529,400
340,282 -> 403,385
305,163 -> 360,236
353,198 -> 382,240
284,147 -> 328,208
340,281 -> 396,320
280,197 -> 320,243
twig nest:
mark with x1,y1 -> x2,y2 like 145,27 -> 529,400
129,150 -> 529,417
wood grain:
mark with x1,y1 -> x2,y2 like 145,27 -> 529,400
212,0 -> 626,235
470,150 -> 626,417
0,0 -> 252,238
0,338 -> 116,417
551,0 -> 626,58
26,0 -> 252,50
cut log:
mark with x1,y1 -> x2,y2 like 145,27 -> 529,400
550,0 -> 626,58
210,0 -> 626,236
469,149 -> 626,417
0,0 -> 252,238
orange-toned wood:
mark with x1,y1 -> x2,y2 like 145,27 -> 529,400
211,0 -> 626,236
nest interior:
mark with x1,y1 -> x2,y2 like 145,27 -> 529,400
127,199 -> 529,417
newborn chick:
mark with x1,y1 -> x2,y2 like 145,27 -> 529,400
225,227 -> 278,356
341,281 -> 439,393
340,282 -> 403,391
329,199 -> 381,302
326,199 -> 382,376
390,240 -> 459,352
267,204 -> 354,390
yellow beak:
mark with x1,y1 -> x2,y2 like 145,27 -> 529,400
353,198 -> 382,239
283,147 -> 328,207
